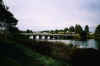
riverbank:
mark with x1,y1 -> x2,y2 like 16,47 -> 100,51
0,34 -> 72,66
72,48 -> 100,66
47,39 -> 99,49
15,37 -> 100,66
0,33 -> 100,66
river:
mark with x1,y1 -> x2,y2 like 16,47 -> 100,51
29,36 -> 100,49
48,39 -> 100,49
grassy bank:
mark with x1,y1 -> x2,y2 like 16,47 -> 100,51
0,34 -> 72,66
1,33 -> 100,66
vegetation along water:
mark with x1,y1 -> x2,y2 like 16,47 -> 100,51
0,0 -> 100,66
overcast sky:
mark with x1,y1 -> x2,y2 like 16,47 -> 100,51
4,0 -> 100,31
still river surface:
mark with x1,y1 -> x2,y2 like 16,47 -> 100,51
30,36 -> 100,49
42,39 -> 100,49
48,39 -> 100,49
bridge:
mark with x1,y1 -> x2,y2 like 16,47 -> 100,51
21,32 -> 78,40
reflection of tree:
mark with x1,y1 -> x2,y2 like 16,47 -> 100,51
80,31 -> 88,40
95,40 -> 100,50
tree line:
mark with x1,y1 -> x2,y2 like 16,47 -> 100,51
41,24 -> 100,40
95,24 -> 100,39
41,24 -> 89,34
0,0 -> 100,40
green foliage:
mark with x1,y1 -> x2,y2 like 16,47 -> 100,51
88,33 -> 95,39
0,56 -> 21,66
0,0 -> 3,4
8,26 -> 20,33
75,24 -> 83,34
68,43 -> 74,48
55,29 -> 59,34
69,26 -> 75,32
0,0 -> 18,32
0,37 -> 72,66
95,24 -> 100,34
80,31 -> 88,40
64,27 -> 68,33
95,24 -> 100,39
26,29 -> 33,33
84,25 -> 89,33
50,30 -> 54,34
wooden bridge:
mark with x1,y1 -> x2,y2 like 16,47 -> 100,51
21,32 -> 77,40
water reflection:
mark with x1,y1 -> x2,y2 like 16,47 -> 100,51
95,40 -> 100,50
30,35 -> 100,49
48,39 -> 100,49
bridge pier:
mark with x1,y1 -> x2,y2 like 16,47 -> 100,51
39,35 -> 42,39
33,35 -> 36,40
44,35 -> 48,40
50,35 -> 54,40
54,35 -> 57,39
22,33 -> 75,40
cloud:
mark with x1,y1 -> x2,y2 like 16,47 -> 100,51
5,0 -> 100,31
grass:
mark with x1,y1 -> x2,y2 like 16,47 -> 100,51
1,33 -> 100,66
0,34 -> 72,66
0,56 -> 21,66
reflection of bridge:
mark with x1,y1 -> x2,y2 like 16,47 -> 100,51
21,33 -> 77,40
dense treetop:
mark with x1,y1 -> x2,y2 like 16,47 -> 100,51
95,24 -> 100,34
0,0 -> 18,25
0,0 -> 18,33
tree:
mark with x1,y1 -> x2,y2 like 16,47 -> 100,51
50,30 -> 54,34
0,0 -> 18,33
95,24 -> 100,34
95,24 -> 100,39
75,24 -> 83,34
26,29 -> 33,33
64,27 -> 68,34
69,26 -> 75,32
84,25 -> 89,33
8,26 -> 20,33
55,29 -> 58,34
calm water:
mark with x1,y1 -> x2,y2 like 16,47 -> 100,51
48,39 -> 100,49
30,36 -> 100,49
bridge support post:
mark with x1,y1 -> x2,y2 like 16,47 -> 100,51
39,35 -> 42,39
44,35 -> 48,40
33,35 -> 36,40
50,35 -> 54,40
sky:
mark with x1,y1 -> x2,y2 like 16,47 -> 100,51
4,0 -> 100,32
